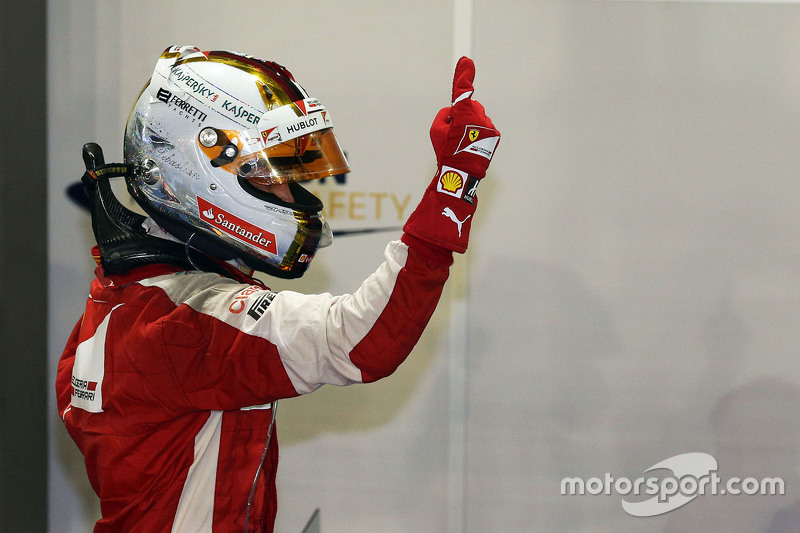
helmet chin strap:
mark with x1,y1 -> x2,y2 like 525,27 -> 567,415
184,233 -> 258,277
184,233 -> 202,271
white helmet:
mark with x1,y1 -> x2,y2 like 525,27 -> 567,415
123,45 -> 349,278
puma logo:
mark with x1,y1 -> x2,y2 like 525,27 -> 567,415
442,207 -> 471,237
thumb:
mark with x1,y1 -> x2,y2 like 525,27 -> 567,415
451,56 -> 475,105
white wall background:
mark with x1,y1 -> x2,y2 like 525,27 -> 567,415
48,1 -> 800,532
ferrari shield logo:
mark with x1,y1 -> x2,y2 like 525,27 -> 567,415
454,125 -> 500,160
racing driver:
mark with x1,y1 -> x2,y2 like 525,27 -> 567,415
56,45 -> 500,532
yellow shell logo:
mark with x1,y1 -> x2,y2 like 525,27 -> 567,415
469,129 -> 480,142
440,171 -> 463,193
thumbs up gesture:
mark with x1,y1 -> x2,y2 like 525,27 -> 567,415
404,57 -> 501,253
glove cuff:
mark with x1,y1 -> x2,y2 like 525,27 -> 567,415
403,177 -> 479,254
400,233 -> 454,265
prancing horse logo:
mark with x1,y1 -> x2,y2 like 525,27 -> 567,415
442,207 -> 471,237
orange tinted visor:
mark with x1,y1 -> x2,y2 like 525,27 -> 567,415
239,128 -> 349,185
198,127 -> 349,186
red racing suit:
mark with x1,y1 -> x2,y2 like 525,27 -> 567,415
56,234 -> 452,532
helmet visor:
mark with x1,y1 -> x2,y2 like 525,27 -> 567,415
197,98 -> 349,186
237,128 -> 349,186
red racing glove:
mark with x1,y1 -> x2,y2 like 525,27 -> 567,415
403,57 -> 500,253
